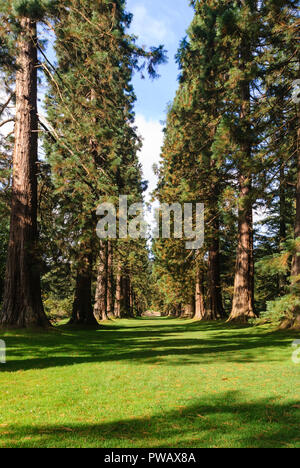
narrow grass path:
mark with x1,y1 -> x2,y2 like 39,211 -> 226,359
0,318 -> 299,448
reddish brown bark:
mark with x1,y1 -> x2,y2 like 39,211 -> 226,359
129,285 -> 134,316
0,18 -> 49,328
290,112 -> 300,325
114,263 -> 122,318
228,29 -> 256,322
229,175 -> 256,321
94,241 -> 108,321
207,222 -> 225,320
248,208 -> 255,313
292,118 -> 300,281
106,241 -> 114,317
207,143 -> 224,320
279,162 -> 288,294
231,118 -> 255,321
195,269 -> 206,320
282,109 -> 300,329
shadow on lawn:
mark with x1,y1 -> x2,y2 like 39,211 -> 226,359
2,391 -> 299,448
0,319 -> 297,372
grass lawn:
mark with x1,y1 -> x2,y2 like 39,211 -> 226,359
0,318 -> 299,448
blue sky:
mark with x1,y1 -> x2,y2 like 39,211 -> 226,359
127,0 -> 193,121
34,1 -> 194,204
126,0 -> 194,203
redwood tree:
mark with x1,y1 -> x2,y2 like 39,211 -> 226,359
0,3 -> 54,327
291,109 -> 300,324
227,0 -> 258,322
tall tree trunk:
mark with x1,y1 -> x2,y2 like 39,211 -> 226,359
195,268 -> 206,320
207,216 -> 224,320
0,18 -> 49,328
94,241 -> 108,321
207,125 -> 224,320
114,263 -> 122,318
290,113 -> 300,327
279,164 -> 287,244
279,161 -> 287,294
248,208 -> 255,313
229,175 -> 256,321
70,250 -> 97,326
292,117 -> 300,280
106,241 -> 114,317
129,285 -> 134,317
229,57 -> 256,321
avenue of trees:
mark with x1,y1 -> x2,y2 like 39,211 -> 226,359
153,0 -> 299,328
0,0 -> 299,329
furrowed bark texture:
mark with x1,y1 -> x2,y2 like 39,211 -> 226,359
1,18 -> 49,328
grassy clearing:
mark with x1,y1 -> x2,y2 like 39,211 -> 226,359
0,318 -> 299,448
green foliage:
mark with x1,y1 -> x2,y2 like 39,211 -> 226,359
255,238 -> 300,324
153,0 -> 299,322
0,0 -> 298,325
42,0 -> 164,314
255,292 -> 300,325
12,0 -> 57,19
43,295 -> 73,322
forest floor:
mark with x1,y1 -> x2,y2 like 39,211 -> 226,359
0,318 -> 299,448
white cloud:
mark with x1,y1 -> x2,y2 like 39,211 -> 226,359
135,114 -> 164,230
130,4 -> 174,44
135,113 -> 163,199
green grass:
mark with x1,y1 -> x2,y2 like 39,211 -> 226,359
0,318 -> 299,448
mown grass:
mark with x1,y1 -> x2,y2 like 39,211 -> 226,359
0,318 -> 299,448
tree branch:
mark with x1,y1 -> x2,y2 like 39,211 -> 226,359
0,118 -> 15,129
0,92 -> 15,116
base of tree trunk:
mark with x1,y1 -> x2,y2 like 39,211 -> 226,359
68,317 -> 100,328
0,320 -> 52,330
227,312 -> 256,324
0,303 -> 51,329
204,309 -> 219,321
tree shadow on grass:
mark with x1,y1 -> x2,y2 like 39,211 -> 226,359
0,319 -> 298,372
1,391 -> 299,448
